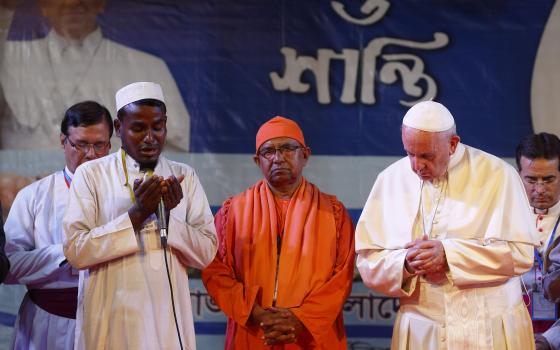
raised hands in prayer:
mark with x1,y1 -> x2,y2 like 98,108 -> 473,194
129,174 -> 185,231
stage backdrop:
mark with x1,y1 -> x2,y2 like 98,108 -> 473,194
0,0 -> 558,348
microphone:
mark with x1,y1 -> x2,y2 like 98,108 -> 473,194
141,168 -> 168,246
157,198 -> 168,246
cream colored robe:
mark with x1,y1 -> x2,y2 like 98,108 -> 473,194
356,143 -> 539,350
63,150 -> 217,350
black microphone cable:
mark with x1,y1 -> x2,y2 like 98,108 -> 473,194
162,234 -> 184,350
157,192 -> 183,350
144,168 -> 184,349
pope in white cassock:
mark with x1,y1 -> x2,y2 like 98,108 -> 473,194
63,82 -> 217,350
355,101 -> 540,350
3,100 -> 113,350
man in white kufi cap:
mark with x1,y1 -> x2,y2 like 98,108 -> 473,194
63,82 -> 217,350
356,100 -> 539,349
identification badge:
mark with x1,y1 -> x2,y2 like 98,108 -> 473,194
532,290 -> 558,320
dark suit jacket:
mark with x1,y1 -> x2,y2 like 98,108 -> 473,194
545,236 -> 560,303
0,206 -> 10,283
543,235 -> 560,349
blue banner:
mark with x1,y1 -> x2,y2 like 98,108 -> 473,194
4,0 -> 556,156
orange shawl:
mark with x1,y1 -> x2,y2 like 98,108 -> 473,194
203,178 -> 354,349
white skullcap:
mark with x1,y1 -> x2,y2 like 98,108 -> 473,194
115,82 -> 165,112
402,101 -> 455,132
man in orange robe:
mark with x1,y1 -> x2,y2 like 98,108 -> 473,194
202,116 -> 355,349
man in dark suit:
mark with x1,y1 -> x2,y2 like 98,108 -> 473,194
0,205 -> 10,283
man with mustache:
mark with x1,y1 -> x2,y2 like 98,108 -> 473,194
202,116 -> 355,349
3,100 -> 113,350
0,206 -> 9,284
516,132 -> 560,350
63,82 -> 217,349
356,101 -> 539,349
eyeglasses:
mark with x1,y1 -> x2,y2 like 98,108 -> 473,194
524,177 -> 558,188
258,144 -> 303,160
65,137 -> 110,155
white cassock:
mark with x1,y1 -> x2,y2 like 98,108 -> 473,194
534,200 -> 560,257
4,169 -> 77,350
356,143 -> 539,350
523,200 -> 560,348
63,150 -> 217,350
541,199 -> 560,349
0,27 -> 190,151
522,200 -> 560,291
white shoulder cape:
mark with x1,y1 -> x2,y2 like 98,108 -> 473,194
356,143 -> 539,251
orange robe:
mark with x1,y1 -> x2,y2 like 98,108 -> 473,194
202,178 -> 355,349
